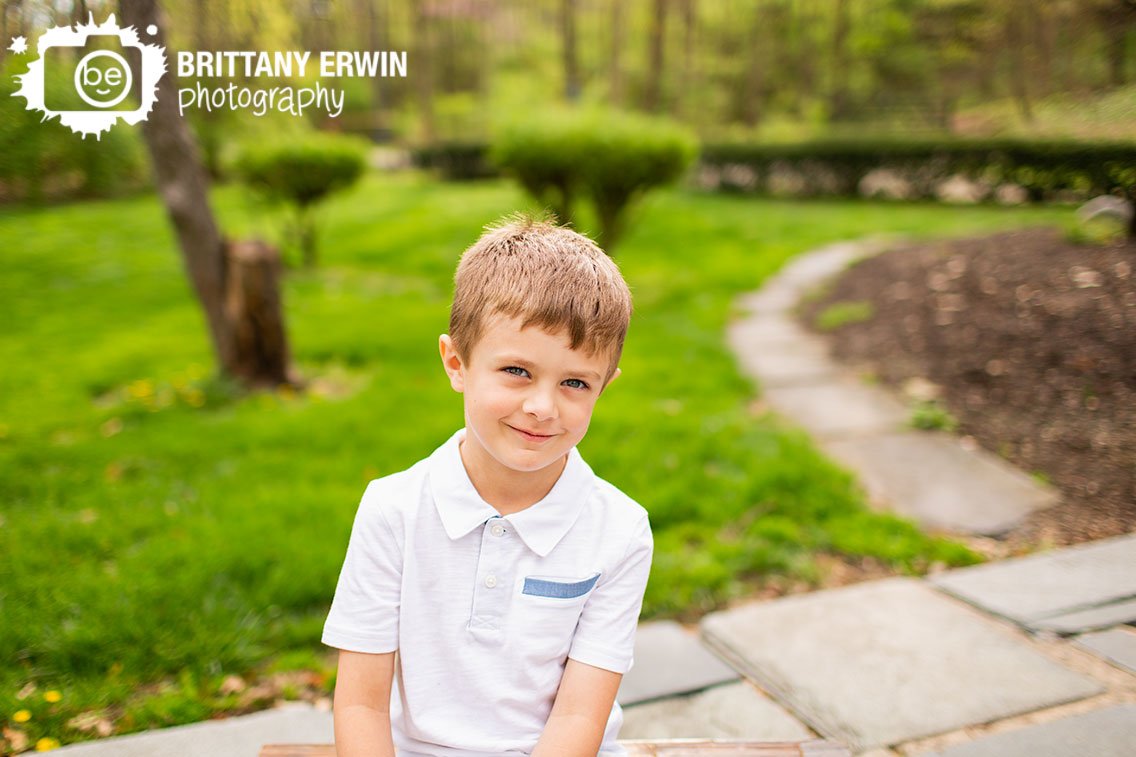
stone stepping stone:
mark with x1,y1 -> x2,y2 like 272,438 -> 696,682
819,431 -> 1058,536
920,703 -> 1136,757
772,241 -> 875,289
699,578 -> 1101,752
763,377 -> 908,439
619,620 -> 740,706
1031,598 -> 1136,635
53,703 -> 331,756
1074,627 -> 1136,675
620,681 -> 813,740
727,313 -> 814,348
726,328 -> 837,387
736,283 -> 801,315
930,533 -> 1136,633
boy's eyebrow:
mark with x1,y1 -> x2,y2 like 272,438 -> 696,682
498,355 -> 603,381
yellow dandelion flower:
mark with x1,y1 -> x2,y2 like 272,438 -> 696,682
36,736 -> 61,751
44,690 -> 61,703
128,379 -> 153,399
13,708 -> 32,722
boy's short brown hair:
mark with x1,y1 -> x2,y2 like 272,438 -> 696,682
449,215 -> 632,381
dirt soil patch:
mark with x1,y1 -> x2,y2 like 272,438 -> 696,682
798,227 -> 1135,552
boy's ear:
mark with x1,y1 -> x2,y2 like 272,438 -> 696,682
439,334 -> 465,392
602,367 -> 621,393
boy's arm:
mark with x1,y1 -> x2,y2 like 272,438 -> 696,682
333,649 -> 397,757
532,658 -> 623,757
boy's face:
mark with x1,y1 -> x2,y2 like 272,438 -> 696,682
439,314 -> 619,480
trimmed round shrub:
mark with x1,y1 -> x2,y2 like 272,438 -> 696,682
235,133 -> 368,264
493,108 -> 698,250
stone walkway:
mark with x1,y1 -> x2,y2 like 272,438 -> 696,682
726,238 -> 1058,536
55,240 -> 1136,756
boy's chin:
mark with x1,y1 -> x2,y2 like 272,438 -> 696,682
493,444 -> 570,474
501,450 -> 565,473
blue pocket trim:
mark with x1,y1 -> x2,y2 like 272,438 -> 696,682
522,572 -> 600,599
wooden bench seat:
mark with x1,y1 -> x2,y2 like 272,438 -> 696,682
260,740 -> 851,756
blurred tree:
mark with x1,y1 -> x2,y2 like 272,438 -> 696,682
608,0 -> 624,105
643,0 -> 668,111
161,0 -> 298,177
1090,0 -> 1136,87
361,0 -> 392,139
1005,0 -> 1035,123
829,0 -> 851,121
739,0 -> 768,127
561,0 -> 579,101
677,0 -> 697,119
412,0 -> 436,141
119,0 -> 299,390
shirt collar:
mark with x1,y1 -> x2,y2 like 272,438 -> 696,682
428,428 -> 594,558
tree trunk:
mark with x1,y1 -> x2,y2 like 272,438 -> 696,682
643,0 -> 668,111
828,0 -> 851,121
1034,2 -> 1056,96
741,1 -> 765,127
561,0 -> 580,101
785,0 -> 806,117
1006,5 -> 1034,123
1102,9 -> 1129,87
609,0 -> 623,104
365,0 -> 390,140
118,0 -> 299,390
412,0 -> 435,142
678,0 -> 696,119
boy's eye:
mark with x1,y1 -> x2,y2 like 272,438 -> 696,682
502,366 -> 529,378
563,378 -> 590,390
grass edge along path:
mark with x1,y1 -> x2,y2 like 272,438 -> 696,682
0,173 -> 1071,751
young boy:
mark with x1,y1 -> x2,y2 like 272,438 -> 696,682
322,216 -> 654,757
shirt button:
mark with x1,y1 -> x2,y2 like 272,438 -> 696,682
485,575 -> 498,588
491,524 -> 506,537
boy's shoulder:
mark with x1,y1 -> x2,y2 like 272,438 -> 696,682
357,456 -> 430,517
588,469 -> 652,532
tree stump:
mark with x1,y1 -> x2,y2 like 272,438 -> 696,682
224,239 -> 301,389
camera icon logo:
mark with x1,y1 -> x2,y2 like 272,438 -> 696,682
75,49 -> 134,108
12,14 -> 166,138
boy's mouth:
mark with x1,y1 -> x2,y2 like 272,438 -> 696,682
507,424 -> 557,442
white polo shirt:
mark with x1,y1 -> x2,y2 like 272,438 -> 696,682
322,428 -> 653,756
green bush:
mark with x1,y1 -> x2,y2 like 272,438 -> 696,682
412,141 -> 498,180
0,56 -> 146,202
701,138 -> 1136,207
235,133 -> 368,265
492,108 -> 698,249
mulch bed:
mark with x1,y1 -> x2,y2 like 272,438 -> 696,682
798,227 -> 1135,552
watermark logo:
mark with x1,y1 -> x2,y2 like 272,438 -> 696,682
10,15 -> 408,137
10,14 -> 166,139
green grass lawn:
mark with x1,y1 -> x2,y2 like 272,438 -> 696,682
0,172 -> 1069,748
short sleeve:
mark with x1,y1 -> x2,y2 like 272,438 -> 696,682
567,513 -> 653,674
321,481 -> 403,653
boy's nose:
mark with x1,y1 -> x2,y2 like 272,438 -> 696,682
522,387 -> 557,421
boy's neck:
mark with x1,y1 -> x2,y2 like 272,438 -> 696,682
458,438 -> 568,516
